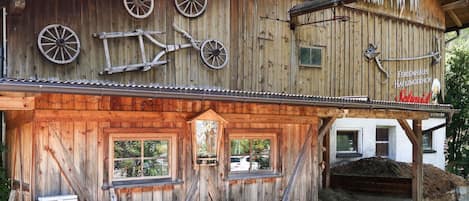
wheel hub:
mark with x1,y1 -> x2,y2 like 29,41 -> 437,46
211,49 -> 221,57
56,38 -> 66,47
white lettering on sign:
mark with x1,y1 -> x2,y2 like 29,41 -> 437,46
394,77 -> 433,88
397,69 -> 429,78
394,69 -> 432,88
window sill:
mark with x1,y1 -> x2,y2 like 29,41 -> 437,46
227,172 -> 282,181
102,178 -> 183,190
336,153 -> 363,158
423,150 -> 437,154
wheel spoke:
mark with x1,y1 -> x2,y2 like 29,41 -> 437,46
45,30 -> 58,40
65,41 -> 79,45
63,47 -> 73,59
65,44 -> 78,53
53,26 -> 61,39
177,0 -> 189,7
61,28 -> 67,39
44,46 -> 57,55
183,1 -> 191,13
52,47 -> 60,60
142,3 -> 151,9
41,43 -> 56,46
41,36 -> 56,43
60,47 -> 66,60
194,0 -> 204,9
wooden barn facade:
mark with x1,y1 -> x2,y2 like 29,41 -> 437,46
0,0 -> 464,201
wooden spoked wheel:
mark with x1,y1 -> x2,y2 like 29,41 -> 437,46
37,24 -> 81,65
123,0 -> 154,19
200,39 -> 228,70
174,0 -> 207,18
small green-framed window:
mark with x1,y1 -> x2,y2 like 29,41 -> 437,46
299,46 -> 322,67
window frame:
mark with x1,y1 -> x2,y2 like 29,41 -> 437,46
336,130 -> 360,153
375,127 -> 390,157
108,130 -> 178,183
299,45 -> 324,68
422,132 -> 433,151
225,129 -> 281,178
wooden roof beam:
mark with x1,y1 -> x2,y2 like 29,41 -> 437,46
0,96 -> 34,110
448,10 -> 463,27
317,108 -> 430,120
442,0 -> 469,11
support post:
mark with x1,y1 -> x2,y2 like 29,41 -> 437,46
317,117 -> 336,189
413,120 -> 423,201
397,119 -> 423,201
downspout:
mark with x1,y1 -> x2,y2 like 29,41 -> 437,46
1,6 -> 6,169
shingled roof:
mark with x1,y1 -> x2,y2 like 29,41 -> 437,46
0,78 -> 454,113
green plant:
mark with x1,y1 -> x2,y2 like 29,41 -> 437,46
0,145 -> 10,200
445,47 -> 469,178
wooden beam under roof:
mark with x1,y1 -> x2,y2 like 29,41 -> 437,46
317,108 -> 431,120
448,10 -> 463,27
442,0 -> 469,11
0,96 -> 34,110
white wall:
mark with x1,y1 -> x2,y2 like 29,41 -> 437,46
329,118 -> 446,169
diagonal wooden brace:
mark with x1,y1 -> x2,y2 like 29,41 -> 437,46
46,128 -> 93,201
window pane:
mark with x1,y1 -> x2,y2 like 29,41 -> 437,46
423,134 -> 432,150
310,48 -> 322,66
195,120 -> 219,157
114,141 -> 141,158
337,131 -> 358,152
231,139 -> 250,156
253,139 -> 271,170
143,159 -> 169,177
376,128 -> 389,141
300,47 -> 312,65
252,139 -> 271,154
376,143 -> 388,157
230,139 -> 250,172
144,140 -> 168,158
113,159 -> 142,179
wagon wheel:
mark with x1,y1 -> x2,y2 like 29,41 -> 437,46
174,0 -> 207,18
123,0 -> 154,19
200,39 -> 228,70
37,24 -> 81,65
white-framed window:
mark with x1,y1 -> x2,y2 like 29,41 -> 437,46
299,46 -> 323,67
336,130 -> 359,153
109,133 -> 178,182
376,127 -> 390,157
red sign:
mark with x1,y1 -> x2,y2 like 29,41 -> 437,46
395,89 -> 431,104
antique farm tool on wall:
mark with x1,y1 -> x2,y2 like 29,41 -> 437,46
93,23 -> 228,75
37,24 -> 81,64
123,0 -> 155,19
364,40 -> 441,83
174,0 -> 208,18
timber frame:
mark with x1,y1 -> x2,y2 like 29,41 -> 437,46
0,88 -> 453,201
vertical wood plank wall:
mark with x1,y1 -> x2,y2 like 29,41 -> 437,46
7,94 -> 320,201
6,0 -> 445,101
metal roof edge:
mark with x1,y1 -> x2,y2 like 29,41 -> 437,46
0,78 -> 455,113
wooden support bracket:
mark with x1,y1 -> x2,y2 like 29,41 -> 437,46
397,119 -> 418,145
448,10 -> 463,27
46,128 -> 93,201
